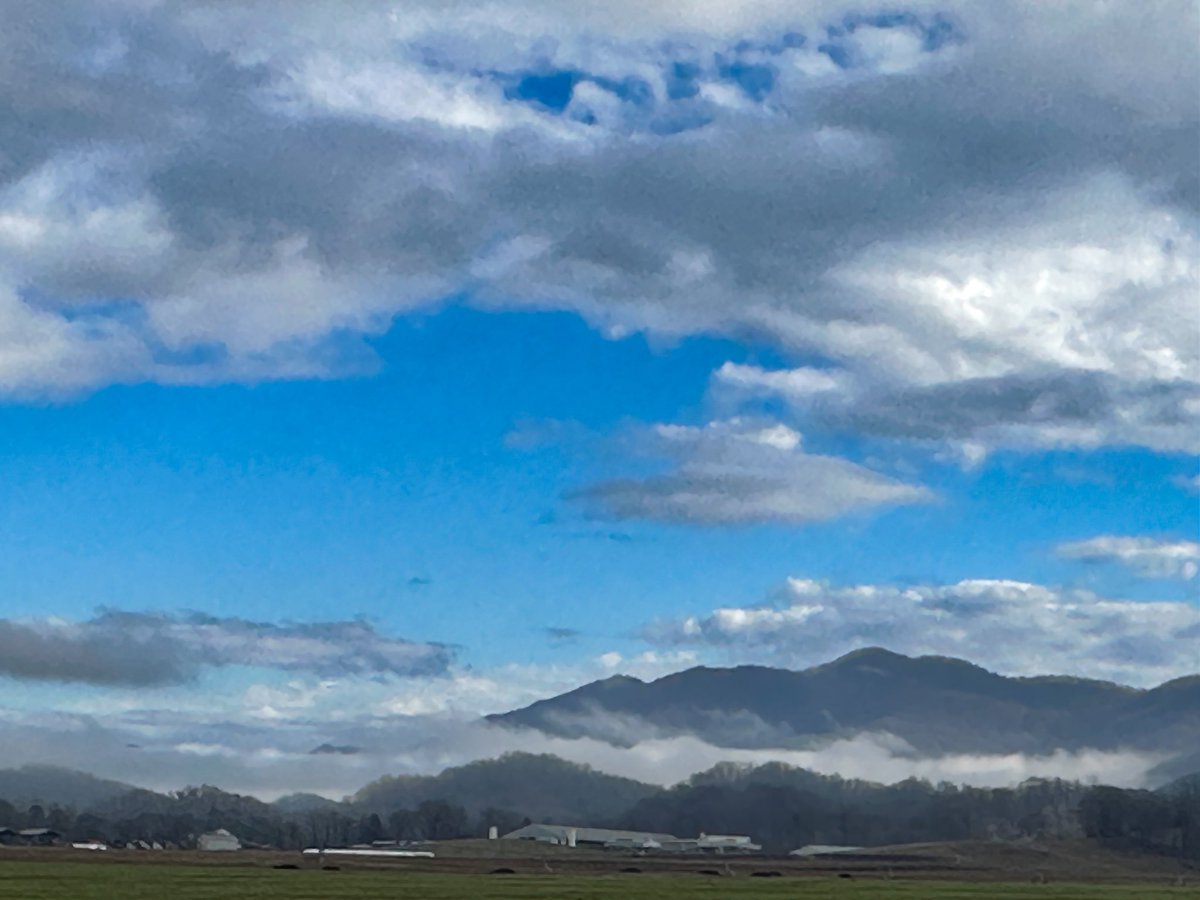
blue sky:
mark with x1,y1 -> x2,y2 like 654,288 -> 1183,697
0,0 -> 1196,794
2,304 -> 1194,666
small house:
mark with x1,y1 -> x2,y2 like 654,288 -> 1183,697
502,823 -> 675,849
18,828 -> 61,846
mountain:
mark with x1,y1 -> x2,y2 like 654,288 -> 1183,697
309,743 -> 361,755
354,752 -> 658,823
487,648 -> 1200,762
0,766 -> 138,810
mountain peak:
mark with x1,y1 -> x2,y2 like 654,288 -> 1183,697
820,646 -> 912,669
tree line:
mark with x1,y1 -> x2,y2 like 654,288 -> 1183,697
0,758 -> 1194,860
0,787 -> 515,850
620,764 -> 1199,859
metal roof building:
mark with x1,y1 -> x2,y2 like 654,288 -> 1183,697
15,828 -> 60,846
790,844 -> 862,857
502,823 -> 760,853
502,823 -> 676,849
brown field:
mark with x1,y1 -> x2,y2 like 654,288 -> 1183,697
0,838 -> 1194,887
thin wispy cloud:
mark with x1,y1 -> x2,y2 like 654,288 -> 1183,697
1058,536 -> 1200,581
573,418 -> 932,524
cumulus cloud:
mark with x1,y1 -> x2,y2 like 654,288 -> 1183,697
573,418 -> 931,524
0,0 -> 1193,461
1058,536 -> 1200,580
0,611 -> 452,686
645,578 -> 1200,686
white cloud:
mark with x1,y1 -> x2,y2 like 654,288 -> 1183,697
1176,474 -> 1200,494
574,418 -> 931,524
1058,536 -> 1200,580
850,23 -> 931,75
823,177 -> 1197,386
647,578 -> 1200,687
715,361 -> 844,397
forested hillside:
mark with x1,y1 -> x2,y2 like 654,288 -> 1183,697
0,754 -> 1195,860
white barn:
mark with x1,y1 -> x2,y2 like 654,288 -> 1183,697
197,829 -> 241,852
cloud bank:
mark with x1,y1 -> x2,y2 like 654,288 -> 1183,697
0,707 -> 1168,802
0,0 -> 1194,459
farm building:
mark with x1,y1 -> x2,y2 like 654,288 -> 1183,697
694,833 -> 761,853
657,833 -> 762,854
790,844 -> 862,857
197,829 -> 241,852
502,824 -> 760,853
0,828 -> 62,846
16,828 -> 61,846
502,824 -> 674,850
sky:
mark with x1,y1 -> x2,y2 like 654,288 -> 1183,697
0,0 -> 1197,797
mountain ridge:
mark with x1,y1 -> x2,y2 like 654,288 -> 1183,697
486,647 -> 1198,759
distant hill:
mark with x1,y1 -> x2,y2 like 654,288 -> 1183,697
1158,772 -> 1200,797
487,648 -> 1200,764
309,743 -> 360,755
354,752 -> 658,824
0,766 -> 137,810
272,792 -> 345,814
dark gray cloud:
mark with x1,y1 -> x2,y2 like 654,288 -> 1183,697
0,610 -> 453,686
0,0 -> 1193,460
716,366 -> 1200,456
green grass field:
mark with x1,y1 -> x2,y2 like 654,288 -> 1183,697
0,862 -> 1192,900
